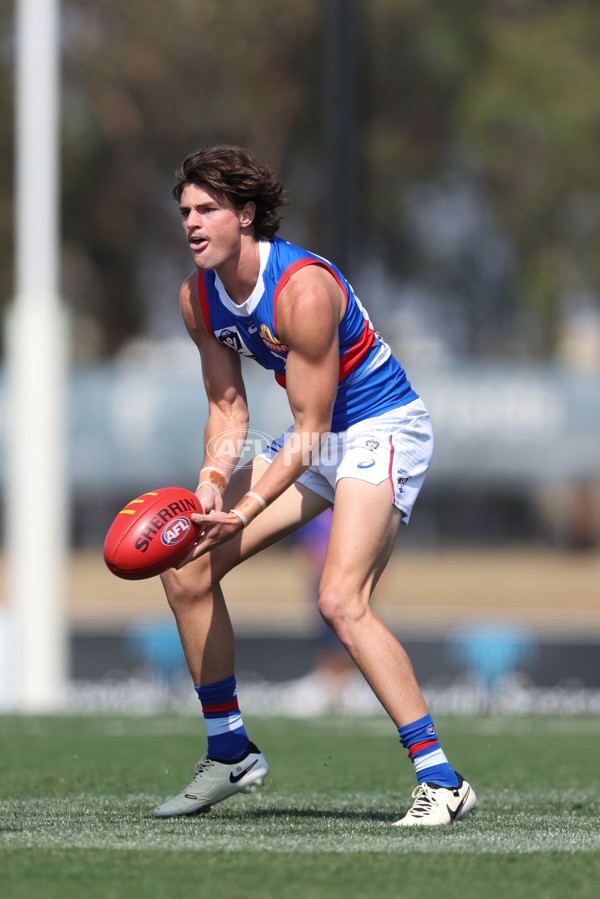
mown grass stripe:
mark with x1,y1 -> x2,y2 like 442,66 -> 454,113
2,791 -> 599,854
2,713 -> 599,898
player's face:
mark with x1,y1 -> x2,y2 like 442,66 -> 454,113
179,183 -> 251,271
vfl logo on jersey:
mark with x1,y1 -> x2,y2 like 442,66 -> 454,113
161,517 -> 191,546
214,327 -> 256,358
259,324 -> 288,354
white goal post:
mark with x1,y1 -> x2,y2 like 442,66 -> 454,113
4,0 -> 69,711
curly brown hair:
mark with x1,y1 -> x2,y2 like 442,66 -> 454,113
173,145 -> 288,240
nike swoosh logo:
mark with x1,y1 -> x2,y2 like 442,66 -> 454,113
229,759 -> 258,784
447,786 -> 471,821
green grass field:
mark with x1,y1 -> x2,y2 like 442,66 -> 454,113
2,713 -> 599,898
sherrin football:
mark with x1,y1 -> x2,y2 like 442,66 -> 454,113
104,487 -> 203,580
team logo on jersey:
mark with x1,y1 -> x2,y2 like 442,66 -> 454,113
259,324 -> 288,353
365,439 -> 380,451
214,327 -> 255,358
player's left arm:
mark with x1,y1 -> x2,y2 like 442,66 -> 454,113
186,266 -> 344,552
253,263 -> 344,497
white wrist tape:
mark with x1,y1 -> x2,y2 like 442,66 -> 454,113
197,481 -> 223,498
245,491 -> 267,510
230,508 -> 249,528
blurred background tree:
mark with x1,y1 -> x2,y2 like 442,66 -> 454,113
1,0 -> 600,363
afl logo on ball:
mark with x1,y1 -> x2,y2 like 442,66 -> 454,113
161,517 -> 191,546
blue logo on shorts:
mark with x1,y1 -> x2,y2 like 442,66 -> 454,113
357,459 -> 376,469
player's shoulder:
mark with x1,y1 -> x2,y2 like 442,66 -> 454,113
270,237 -> 335,289
277,264 -> 344,344
180,269 -> 217,305
179,270 -> 198,303
269,235 -> 314,266
179,271 -> 211,339
275,240 -> 345,309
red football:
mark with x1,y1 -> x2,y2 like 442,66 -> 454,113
104,487 -> 203,580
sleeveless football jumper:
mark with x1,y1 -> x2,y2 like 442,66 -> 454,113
194,237 -> 417,432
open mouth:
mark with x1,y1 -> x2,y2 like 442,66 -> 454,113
189,235 -> 208,252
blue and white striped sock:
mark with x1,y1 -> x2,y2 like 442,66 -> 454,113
398,713 -> 460,788
195,675 -> 250,762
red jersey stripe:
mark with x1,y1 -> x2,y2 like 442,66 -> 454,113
272,316 -> 376,391
338,317 -> 377,380
273,258 -> 347,335
196,272 -> 213,334
387,435 -> 395,502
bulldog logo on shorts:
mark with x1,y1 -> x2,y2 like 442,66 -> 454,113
397,469 -> 411,493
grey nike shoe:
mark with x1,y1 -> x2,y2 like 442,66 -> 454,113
153,742 -> 269,818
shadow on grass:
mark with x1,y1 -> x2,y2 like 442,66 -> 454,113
150,806 -> 402,824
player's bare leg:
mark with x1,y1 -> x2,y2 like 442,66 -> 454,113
317,476 -> 428,727
160,457 -> 328,684
155,458 -> 329,818
317,476 -> 477,826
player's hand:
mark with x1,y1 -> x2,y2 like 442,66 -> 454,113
175,510 -> 243,567
195,483 -> 223,514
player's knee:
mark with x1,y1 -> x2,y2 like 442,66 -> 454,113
317,584 -> 365,638
161,558 -> 213,611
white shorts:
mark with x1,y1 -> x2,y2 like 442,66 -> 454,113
259,399 -> 434,524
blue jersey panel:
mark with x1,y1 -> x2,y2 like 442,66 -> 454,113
197,237 -> 417,431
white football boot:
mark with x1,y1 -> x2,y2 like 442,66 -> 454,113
153,742 -> 269,818
393,774 -> 477,827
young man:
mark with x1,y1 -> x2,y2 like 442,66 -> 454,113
154,145 -> 476,826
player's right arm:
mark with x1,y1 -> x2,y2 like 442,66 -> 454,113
180,275 -> 250,513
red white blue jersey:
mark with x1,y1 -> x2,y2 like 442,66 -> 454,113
195,237 -> 417,431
